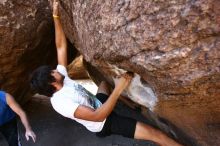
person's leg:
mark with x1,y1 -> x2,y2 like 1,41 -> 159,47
134,122 -> 182,146
1,118 -> 18,146
96,112 -> 135,138
96,81 -> 111,104
96,81 -> 135,107
97,81 -> 111,96
101,112 -> 182,146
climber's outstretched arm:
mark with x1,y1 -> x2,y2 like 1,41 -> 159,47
53,0 -> 67,67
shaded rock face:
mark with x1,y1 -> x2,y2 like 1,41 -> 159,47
0,0 -> 56,102
57,0 -> 219,145
68,55 -> 89,79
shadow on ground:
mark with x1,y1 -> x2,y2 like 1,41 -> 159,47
17,95 -> 158,146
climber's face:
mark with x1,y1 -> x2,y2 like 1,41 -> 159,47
51,69 -> 64,83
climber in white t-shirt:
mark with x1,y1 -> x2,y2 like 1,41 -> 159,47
30,1 -> 182,146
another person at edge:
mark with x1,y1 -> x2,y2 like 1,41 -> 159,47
30,1 -> 182,146
0,91 -> 36,146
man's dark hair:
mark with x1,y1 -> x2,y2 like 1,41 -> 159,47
30,65 -> 56,97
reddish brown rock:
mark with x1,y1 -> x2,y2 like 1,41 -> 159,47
0,0 -> 56,102
68,55 -> 89,79
58,0 -> 220,145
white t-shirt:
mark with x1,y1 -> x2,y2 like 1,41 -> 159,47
50,65 -> 106,132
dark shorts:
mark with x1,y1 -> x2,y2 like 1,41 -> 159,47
0,117 -> 18,146
95,93 -> 137,138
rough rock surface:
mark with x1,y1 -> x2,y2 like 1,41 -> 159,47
0,0 -> 56,102
58,0 -> 220,145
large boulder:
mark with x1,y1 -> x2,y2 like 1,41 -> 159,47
58,0 -> 220,145
0,0 -> 56,102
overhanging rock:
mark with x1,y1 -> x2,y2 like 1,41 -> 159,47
56,0 -> 220,145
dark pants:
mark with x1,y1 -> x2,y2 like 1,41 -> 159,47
95,93 -> 137,138
0,118 -> 18,146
